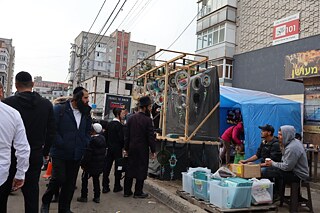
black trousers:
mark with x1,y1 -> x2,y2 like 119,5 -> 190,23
0,165 -> 15,213
42,158 -> 80,213
0,152 -> 42,213
124,177 -> 144,195
102,149 -> 122,190
80,171 -> 101,198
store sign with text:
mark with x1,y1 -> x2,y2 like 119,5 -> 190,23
104,94 -> 131,121
303,85 -> 320,134
273,13 -> 300,45
284,49 -> 320,80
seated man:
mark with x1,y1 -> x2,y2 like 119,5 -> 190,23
265,125 -> 309,182
239,124 -> 282,171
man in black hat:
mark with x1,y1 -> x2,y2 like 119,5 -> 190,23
41,86 -> 92,213
240,124 -> 282,166
3,71 -> 56,213
123,96 -> 156,198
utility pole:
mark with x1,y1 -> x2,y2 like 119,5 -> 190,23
76,35 -> 85,86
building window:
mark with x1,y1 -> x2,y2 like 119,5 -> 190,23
105,81 -> 110,93
125,83 -> 133,95
98,72 -> 101,75
196,23 -> 226,50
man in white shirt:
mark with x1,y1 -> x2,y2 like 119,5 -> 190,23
0,82 -> 30,212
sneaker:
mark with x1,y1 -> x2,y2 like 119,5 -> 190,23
76,197 -> 87,202
93,197 -> 100,203
133,193 -> 148,199
113,186 -> 123,193
102,187 -> 110,193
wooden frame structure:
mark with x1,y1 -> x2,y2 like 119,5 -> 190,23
123,49 -> 220,145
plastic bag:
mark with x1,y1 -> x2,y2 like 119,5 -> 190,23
212,166 -> 236,179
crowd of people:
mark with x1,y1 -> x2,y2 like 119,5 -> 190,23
0,71 -> 156,213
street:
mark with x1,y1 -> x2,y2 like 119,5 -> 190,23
7,169 -> 174,213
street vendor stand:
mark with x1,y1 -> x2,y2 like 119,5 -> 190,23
123,49 -> 221,179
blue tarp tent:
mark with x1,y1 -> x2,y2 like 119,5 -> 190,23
220,86 -> 302,159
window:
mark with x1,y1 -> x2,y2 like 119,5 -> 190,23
196,23 -> 226,50
105,81 -> 110,93
98,72 -> 101,75
97,52 -> 100,57
125,83 -> 133,95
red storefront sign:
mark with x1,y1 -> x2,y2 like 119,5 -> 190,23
273,13 -> 300,45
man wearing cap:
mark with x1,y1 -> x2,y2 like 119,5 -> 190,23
3,71 -> 55,213
41,86 -> 92,213
240,124 -> 282,166
123,96 -> 156,198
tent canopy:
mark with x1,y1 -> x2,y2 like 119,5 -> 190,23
220,86 -> 302,159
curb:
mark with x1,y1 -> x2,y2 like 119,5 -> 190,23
144,179 -> 206,213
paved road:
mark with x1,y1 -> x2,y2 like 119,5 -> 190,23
7,170 -> 174,213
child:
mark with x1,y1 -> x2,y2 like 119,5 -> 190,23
234,144 -> 245,164
77,123 -> 107,203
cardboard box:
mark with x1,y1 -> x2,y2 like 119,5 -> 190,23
228,164 -> 261,178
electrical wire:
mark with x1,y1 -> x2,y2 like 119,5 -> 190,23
156,8 -> 202,60
124,0 -> 154,31
117,0 -> 140,29
86,0 -> 122,56
84,0 -> 107,39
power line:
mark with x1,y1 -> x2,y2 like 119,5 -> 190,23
117,0 -> 140,29
156,8 -> 202,59
86,0 -> 122,55
124,0 -> 154,31
84,0 -> 107,39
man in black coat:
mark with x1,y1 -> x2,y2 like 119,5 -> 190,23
3,71 -> 56,213
41,86 -> 92,213
123,96 -> 156,198
102,108 -> 125,193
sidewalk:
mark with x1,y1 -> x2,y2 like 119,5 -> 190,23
145,177 -> 320,213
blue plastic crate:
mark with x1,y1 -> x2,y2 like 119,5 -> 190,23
209,182 -> 252,209
193,178 -> 209,201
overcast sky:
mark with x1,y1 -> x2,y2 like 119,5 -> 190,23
1,0 -> 197,83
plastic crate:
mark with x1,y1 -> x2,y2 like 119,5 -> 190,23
209,182 -> 252,209
182,172 -> 193,195
193,178 -> 209,201
251,182 -> 273,205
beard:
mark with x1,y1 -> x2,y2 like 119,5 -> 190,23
77,100 -> 91,115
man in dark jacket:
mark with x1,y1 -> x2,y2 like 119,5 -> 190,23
240,124 -> 282,168
77,123 -> 106,203
41,86 -> 92,213
102,108 -> 125,193
123,96 -> 156,198
3,71 -> 56,213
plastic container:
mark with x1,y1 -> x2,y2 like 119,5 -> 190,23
209,182 -> 252,209
251,181 -> 273,205
182,172 -> 193,195
193,178 -> 209,201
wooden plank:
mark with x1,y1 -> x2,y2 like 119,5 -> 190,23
176,190 -> 277,213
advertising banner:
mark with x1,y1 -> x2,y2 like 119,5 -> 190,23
104,94 -> 131,121
273,13 -> 299,45
303,85 -> 320,134
284,49 -> 320,80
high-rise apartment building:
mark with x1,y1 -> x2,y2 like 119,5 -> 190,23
68,30 -> 156,93
0,38 -> 15,97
